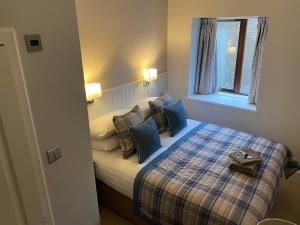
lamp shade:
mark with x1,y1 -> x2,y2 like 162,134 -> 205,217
144,68 -> 157,82
85,83 -> 102,101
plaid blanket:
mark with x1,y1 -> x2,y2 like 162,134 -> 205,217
133,122 -> 290,225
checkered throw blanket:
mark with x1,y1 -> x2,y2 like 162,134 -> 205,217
133,123 -> 289,225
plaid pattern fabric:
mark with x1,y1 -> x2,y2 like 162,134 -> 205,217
149,94 -> 173,133
113,105 -> 144,159
133,122 -> 288,225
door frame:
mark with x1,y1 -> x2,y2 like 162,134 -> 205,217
0,28 -> 54,225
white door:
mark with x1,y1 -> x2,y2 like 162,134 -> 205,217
0,29 -> 53,225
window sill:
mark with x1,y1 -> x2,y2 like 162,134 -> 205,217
188,92 -> 257,112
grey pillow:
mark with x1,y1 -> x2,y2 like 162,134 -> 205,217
149,94 -> 173,133
113,105 -> 144,159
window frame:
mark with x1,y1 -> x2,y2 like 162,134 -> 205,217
217,19 -> 248,95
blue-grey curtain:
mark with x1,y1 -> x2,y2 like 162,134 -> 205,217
194,18 -> 217,94
248,17 -> 269,104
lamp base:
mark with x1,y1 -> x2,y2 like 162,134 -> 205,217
87,99 -> 94,104
143,79 -> 157,88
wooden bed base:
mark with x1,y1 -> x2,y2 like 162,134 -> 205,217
96,179 -> 150,225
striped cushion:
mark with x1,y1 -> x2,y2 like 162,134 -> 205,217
113,105 -> 144,159
149,94 -> 173,133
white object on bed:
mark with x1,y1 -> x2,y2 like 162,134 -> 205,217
92,119 -> 200,199
91,135 -> 120,151
89,108 -> 130,140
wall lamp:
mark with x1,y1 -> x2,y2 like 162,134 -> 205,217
143,68 -> 157,87
85,83 -> 102,104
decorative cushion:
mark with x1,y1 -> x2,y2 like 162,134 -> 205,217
163,100 -> 187,137
149,94 -> 173,133
91,135 -> 120,151
89,108 -> 131,140
113,105 -> 144,159
138,97 -> 158,119
129,118 -> 162,163
130,97 -> 158,119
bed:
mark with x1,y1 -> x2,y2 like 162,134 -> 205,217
93,118 -> 288,225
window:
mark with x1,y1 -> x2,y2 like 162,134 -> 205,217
189,16 -> 268,111
216,18 -> 258,95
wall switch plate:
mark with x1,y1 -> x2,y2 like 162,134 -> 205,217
25,34 -> 43,52
47,145 -> 62,164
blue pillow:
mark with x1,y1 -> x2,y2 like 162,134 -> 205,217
129,118 -> 162,163
163,100 -> 187,137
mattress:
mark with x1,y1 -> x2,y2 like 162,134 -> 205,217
92,119 -> 201,199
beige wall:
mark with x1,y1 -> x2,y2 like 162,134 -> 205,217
76,0 -> 168,90
0,0 -> 99,225
168,0 -> 300,158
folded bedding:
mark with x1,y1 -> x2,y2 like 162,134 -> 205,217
229,149 -> 262,176
133,122 -> 290,225
229,148 -> 262,166
229,161 -> 260,176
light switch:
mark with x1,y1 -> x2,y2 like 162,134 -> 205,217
47,145 -> 62,164
54,147 -> 62,160
47,150 -> 56,163
25,34 -> 43,52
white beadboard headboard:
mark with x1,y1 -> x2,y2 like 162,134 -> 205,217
87,73 -> 168,120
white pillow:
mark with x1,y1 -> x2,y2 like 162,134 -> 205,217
131,97 -> 158,118
91,135 -> 120,151
89,108 -> 130,140
89,97 -> 158,140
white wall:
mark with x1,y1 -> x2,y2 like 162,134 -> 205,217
0,1 -> 99,225
76,0 -> 168,90
168,0 -> 300,158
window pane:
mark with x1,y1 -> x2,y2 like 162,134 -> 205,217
216,21 -> 240,90
240,18 -> 258,94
